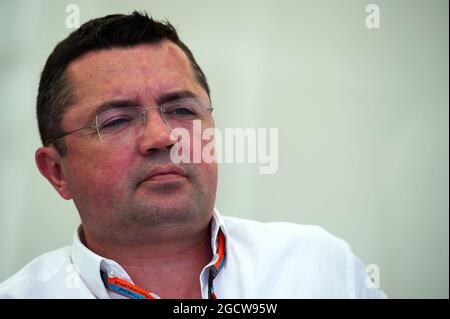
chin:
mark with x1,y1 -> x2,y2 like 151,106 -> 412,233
125,201 -> 209,228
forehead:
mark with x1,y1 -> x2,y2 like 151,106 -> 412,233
63,41 -> 205,125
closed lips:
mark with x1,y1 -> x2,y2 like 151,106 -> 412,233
142,166 -> 186,182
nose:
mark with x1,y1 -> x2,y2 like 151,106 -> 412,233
137,107 -> 176,155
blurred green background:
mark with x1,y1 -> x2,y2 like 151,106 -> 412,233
0,0 -> 448,298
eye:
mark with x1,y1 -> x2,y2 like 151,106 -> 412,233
162,105 -> 198,117
101,117 -> 132,129
170,108 -> 196,116
161,98 -> 204,119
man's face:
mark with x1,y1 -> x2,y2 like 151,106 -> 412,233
57,41 -> 217,242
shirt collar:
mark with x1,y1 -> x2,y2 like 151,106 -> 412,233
70,208 -> 228,299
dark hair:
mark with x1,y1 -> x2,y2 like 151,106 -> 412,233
37,11 -> 210,155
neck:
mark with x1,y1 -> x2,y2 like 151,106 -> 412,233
81,222 -> 213,298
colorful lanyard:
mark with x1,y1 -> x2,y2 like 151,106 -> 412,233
101,229 -> 226,299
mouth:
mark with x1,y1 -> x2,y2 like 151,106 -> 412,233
140,165 -> 187,184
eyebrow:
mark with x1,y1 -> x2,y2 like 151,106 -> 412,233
156,90 -> 198,104
88,90 -> 199,122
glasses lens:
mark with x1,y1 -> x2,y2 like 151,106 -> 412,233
161,97 -> 211,129
96,107 -> 142,141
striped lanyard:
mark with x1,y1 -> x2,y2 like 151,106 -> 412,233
208,229 -> 226,299
101,229 -> 226,299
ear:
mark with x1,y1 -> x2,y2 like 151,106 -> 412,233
35,146 -> 73,200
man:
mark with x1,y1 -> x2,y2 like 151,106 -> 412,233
0,11 -> 385,299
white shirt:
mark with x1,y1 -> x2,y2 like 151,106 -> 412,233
0,209 -> 386,298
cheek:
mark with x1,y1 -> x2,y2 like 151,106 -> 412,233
188,124 -> 218,184
65,148 -> 134,204
191,161 -> 218,191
